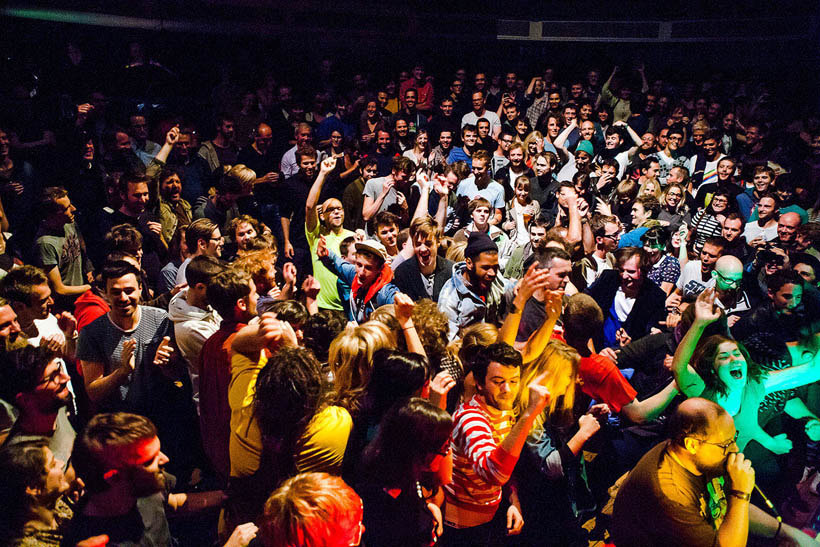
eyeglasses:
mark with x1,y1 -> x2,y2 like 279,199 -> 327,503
714,270 -> 742,288
696,432 -> 739,455
601,233 -> 620,241
38,367 -> 65,387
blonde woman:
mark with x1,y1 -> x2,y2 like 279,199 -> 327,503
638,178 -> 661,200
328,321 -> 394,414
513,339 -> 609,545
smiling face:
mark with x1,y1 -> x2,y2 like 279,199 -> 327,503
160,174 -> 182,203
234,222 -> 258,251
618,255 -> 644,293
413,233 -> 439,270
376,223 -> 398,249
770,282 -> 802,313
105,273 -> 141,319
466,251 -> 499,293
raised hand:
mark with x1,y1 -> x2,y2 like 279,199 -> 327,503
526,369 -> 552,416
316,236 -> 328,258
165,125 -> 180,146
282,262 -> 297,286
433,174 -> 450,197
56,311 -> 78,338
258,313 -> 298,350
417,172 -> 431,193
301,275 -> 321,300
153,336 -> 174,367
223,522 -> 259,547
693,288 -> 721,325
578,412 -> 602,439
394,293 -> 415,326
429,371 -> 456,409
616,328 -> 632,347
319,156 -> 337,175
397,191 -> 408,210
514,263 -> 551,307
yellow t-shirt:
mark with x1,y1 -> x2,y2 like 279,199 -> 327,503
228,352 -> 353,478
306,223 -> 354,311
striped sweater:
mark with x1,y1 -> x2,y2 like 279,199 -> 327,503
444,395 -> 518,528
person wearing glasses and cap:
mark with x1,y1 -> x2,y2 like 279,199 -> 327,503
613,397 -> 818,546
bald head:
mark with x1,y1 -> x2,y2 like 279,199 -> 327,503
778,212 -> 801,242
714,255 -> 743,291
254,123 -> 273,153
669,397 -> 728,446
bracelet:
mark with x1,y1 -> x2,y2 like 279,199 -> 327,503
729,490 -> 751,502
402,325 -> 416,330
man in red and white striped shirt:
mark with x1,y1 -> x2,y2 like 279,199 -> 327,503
442,343 -> 550,546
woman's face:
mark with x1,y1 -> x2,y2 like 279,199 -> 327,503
547,117 -> 560,139
42,447 -> 71,503
528,141 -> 538,154
710,195 -> 728,213
671,230 -> 681,249
665,186 -> 683,209
515,184 -> 529,204
516,120 -> 528,136
597,109 -> 609,124
643,181 -> 656,195
416,132 -> 428,148
713,341 -> 747,388
366,101 -> 377,117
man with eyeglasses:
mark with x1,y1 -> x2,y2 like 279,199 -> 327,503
0,345 -> 76,464
491,128 -> 514,175
651,124 -> 688,186
574,214 -> 620,291
711,255 -> 752,327
613,397 -> 815,546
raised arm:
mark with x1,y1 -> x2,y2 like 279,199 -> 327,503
305,156 -> 337,233
362,178 -> 393,221
498,264 -> 552,347
670,289 -> 721,397
553,119 -> 578,151
518,290 -> 563,362
763,334 -> 820,394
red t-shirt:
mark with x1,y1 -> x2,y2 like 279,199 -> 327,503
578,353 -> 637,413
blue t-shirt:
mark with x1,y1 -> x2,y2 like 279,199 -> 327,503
456,176 -> 506,211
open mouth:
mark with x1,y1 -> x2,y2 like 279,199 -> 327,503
728,364 -> 744,380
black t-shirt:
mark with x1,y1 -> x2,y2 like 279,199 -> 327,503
63,493 -> 171,547
278,174 -> 312,248
516,296 -> 547,343
237,146 -> 280,203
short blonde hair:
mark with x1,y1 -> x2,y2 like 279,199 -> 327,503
261,472 -> 362,547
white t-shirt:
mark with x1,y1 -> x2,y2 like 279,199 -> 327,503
676,261 -> 715,299
584,254 -> 611,287
687,153 -> 725,190
28,314 -> 77,413
743,220 -> 778,243
461,110 -> 501,136
613,287 -> 636,322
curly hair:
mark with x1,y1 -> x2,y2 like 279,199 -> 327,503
328,322 -> 393,413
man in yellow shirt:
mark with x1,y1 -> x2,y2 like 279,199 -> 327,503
305,156 -> 355,311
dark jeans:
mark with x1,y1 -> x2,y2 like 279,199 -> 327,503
440,504 -> 507,547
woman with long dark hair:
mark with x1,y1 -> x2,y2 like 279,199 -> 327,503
355,397 -> 453,547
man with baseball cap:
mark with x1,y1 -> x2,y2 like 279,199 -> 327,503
317,236 -> 399,324
438,232 -> 511,340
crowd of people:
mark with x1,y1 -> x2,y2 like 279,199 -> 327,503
0,37 -> 819,546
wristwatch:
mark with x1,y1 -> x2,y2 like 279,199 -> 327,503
729,490 -> 751,501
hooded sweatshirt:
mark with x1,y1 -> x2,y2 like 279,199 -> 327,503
319,251 -> 399,324
168,288 -> 222,410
